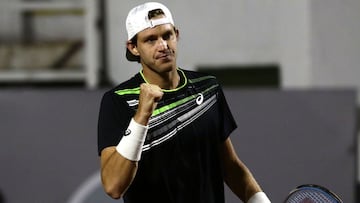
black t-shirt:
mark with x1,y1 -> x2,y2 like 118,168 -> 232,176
98,68 -> 237,203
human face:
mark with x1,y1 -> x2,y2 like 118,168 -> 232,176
135,23 -> 178,74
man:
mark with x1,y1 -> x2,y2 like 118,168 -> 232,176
97,2 -> 271,203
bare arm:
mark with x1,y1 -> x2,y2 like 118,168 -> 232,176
100,83 -> 163,199
220,138 -> 263,202
100,147 -> 137,199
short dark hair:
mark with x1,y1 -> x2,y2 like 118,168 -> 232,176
126,35 -> 140,62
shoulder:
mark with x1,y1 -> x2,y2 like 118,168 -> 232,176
180,68 -> 214,78
102,73 -> 142,98
99,73 -> 143,110
180,68 -> 221,90
180,68 -> 219,84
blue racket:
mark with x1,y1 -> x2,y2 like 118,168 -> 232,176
284,184 -> 343,203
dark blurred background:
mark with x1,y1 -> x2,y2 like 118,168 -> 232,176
0,0 -> 359,202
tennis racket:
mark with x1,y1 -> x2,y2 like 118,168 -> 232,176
284,184 -> 343,203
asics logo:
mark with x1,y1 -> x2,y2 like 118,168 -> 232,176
196,93 -> 204,105
125,129 -> 131,136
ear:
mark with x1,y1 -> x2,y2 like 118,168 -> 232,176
127,41 -> 139,56
175,28 -> 180,40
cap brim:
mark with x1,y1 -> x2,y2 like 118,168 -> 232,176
126,48 -> 140,62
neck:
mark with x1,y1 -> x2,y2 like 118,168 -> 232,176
141,68 -> 180,90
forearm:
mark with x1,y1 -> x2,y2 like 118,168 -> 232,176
99,84 -> 163,199
101,147 -> 138,199
223,157 -> 262,202
221,138 -> 269,202
100,117 -> 149,199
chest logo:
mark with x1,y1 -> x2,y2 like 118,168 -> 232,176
196,93 -> 204,105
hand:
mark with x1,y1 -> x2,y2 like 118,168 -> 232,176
134,83 -> 163,125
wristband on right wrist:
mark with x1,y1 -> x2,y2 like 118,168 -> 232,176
247,192 -> 271,203
116,118 -> 148,161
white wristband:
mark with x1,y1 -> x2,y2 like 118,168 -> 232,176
116,118 -> 148,161
247,192 -> 271,203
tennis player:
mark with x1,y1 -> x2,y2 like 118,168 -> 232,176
97,2 -> 271,203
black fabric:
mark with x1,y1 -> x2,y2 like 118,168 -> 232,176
97,68 -> 237,203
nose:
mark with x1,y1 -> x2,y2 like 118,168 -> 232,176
157,38 -> 168,50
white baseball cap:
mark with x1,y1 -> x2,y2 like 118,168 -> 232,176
126,2 -> 175,40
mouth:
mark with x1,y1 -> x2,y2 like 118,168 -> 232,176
156,50 -> 174,60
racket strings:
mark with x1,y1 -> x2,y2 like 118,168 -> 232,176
286,188 -> 340,203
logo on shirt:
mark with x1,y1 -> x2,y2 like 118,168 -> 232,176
125,129 -> 131,136
196,93 -> 204,105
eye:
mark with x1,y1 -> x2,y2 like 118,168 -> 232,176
162,32 -> 173,40
145,36 -> 157,44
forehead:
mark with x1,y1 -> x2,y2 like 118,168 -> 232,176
137,23 -> 174,38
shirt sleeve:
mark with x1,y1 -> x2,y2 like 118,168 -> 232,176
97,91 -> 133,155
218,87 -> 237,141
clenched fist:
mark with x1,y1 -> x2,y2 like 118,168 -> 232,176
134,83 -> 164,125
